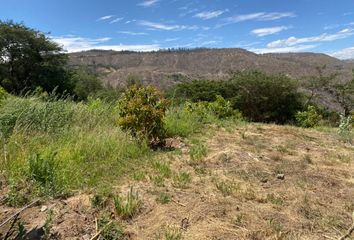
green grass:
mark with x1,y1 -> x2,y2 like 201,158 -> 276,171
173,171 -> 192,188
0,96 -> 150,203
114,187 -> 141,219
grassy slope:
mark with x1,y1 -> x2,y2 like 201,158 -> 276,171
0,97 -> 354,239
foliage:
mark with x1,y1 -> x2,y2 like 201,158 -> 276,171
28,151 -> 59,194
156,192 -> 171,204
117,85 -> 169,142
230,71 -> 303,123
0,20 -> 72,94
173,171 -> 192,188
338,114 -> 352,140
71,69 -> 103,100
169,71 -> 302,123
114,187 -> 141,219
330,70 -> 354,116
0,86 -> 8,104
97,216 -> 125,240
295,106 -> 322,128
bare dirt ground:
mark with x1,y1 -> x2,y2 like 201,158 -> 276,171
1,123 -> 354,240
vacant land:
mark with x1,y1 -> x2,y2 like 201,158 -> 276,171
1,121 -> 353,239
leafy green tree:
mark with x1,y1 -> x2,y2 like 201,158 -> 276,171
71,69 -> 103,100
230,71 -> 303,123
0,20 -> 72,94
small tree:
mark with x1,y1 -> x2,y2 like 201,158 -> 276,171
117,85 -> 168,142
330,70 -> 354,116
295,106 -> 322,128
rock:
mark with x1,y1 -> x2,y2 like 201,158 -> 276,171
40,205 -> 48,212
83,234 -> 91,240
277,174 -> 285,180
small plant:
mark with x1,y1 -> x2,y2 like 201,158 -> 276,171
173,171 -> 192,188
97,216 -> 125,240
208,95 -> 235,119
266,193 -> 284,205
156,192 -> 171,204
338,114 -> 352,140
163,226 -> 182,240
114,187 -> 141,219
295,106 -> 322,128
28,151 -> 59,194
43,209 -> 54,240
4,180 -> 29,207
132,171 -> 146,181
117,85 -> 168,142
90,194 -> 110,209
215,180 -> 234,197
151,175 -> 165,187
153,161 -> 172,178
189,140 -> 207,164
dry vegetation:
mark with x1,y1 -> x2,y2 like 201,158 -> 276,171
1,123 -> 353,240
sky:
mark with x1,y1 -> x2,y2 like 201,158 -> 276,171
1,0 -> 354,59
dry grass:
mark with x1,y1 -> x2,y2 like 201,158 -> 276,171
1,123 -> 353,239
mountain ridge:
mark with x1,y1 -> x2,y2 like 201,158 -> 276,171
69,48 -> 354,89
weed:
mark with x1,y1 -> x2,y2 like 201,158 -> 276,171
189,140 -> 207,164
156,192 -> 171,204
153,161 -> 172,178
232,214 -> 245,227
215,180 -> 235,197
43,209 -> 54,240
4,180 -> 30,207
163,226 -> 182,240
114,187 -> 141,219
151,175 -> 165,187
97,215 -> 125,240
266,193 -> 284,205
173,171 -> 192,188
132,171 -> 146,181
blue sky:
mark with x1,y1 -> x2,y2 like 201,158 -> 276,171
1,0 -> 354,58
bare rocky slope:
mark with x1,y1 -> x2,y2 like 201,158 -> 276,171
69,48 -> 354,89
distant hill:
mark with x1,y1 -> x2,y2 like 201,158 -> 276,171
69,48 -> 354,89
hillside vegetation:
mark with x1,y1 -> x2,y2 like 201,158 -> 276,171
0,21 -> 354,240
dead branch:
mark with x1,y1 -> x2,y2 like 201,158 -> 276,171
0,199 -> 39,228
339,212 -> 354,240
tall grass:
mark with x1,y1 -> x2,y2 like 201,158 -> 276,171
0,96 -> 150,201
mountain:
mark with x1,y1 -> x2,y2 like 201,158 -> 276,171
69,48 -> 354,89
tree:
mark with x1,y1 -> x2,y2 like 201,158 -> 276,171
330,69 -> 354,116
0,20 -> 72,94
230,71 -> 303,123
71,69 -> 103,100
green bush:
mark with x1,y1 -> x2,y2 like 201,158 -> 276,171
0,86 -> 8,105
117,85 -> 168,142
295,106 -> 322,128
230,71 -> 303,123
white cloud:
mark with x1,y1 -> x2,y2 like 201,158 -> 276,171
330,47 -> 354,59
110,17 -> 124,24
138,0 -> 159,7
52,36 -> 159,52
117,31 -> 148,36
251,26 -> 288,37
249,44 -> 316,54
139,20 -> 198,31
226,12 -> 295,23
194,10 -> 226,20
97,15 -> 114,21
267,28 -> 354,48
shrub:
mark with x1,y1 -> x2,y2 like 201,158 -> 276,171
208,95 -> 235,118
0,86 -> 8,105
295,106 -> 322,128
117,85 -> 169,142
230,71 -> 303,123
